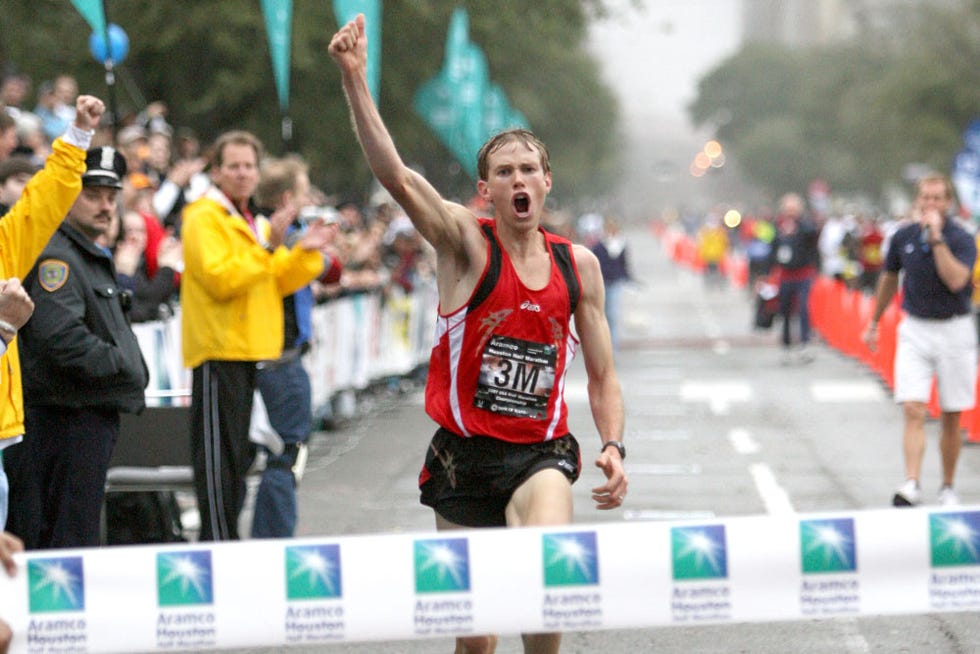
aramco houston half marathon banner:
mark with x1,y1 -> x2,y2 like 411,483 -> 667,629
3,507 -> 980,652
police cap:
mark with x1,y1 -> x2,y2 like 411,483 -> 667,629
82,146 -> 127,189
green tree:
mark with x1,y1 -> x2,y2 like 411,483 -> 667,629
0,1 -> 620,207
688,1 -> 980,202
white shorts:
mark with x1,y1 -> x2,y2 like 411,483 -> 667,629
894,314 -> 978,411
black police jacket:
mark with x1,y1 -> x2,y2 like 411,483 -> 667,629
20,222 -> 148,414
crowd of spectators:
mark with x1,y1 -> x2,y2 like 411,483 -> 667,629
0,67 -> 444,565
673,202 -> 913,297
0,70 -> 438,324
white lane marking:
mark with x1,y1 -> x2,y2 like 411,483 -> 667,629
633,367 -> 685,381
629,385 -> 681,398
680,380 -> 752,415
809,380 -> 886,402
626,428 -> 689,441
749,463 -> 795,515
628,463 -> 702,475
631,405 -> 688,418
728,428 -> 759,455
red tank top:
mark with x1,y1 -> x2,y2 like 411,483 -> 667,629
424,219 -> 582,444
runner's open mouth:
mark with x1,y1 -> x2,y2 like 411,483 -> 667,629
513,193 -> 530,214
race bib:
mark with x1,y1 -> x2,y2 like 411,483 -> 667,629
474,334 -> 557,420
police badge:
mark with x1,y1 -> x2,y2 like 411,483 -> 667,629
38,259 -> 69,292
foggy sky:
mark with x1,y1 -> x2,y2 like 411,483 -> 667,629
587,0 -> 749,217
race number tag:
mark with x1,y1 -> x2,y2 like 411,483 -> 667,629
474,334 -> 557,420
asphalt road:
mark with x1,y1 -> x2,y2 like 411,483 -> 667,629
216,224 -> 980,653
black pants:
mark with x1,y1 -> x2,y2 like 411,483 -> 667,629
191,360 -> 256,541
8,406 -> 118,549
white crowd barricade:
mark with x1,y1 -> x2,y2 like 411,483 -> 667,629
132,282 -> 439,420
410,282 -> 440,370
130,313 -> 192,406
3,506 -> 980,653
363,282 -> 439,382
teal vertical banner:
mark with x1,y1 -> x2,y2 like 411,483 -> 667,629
261,0 -> 293,113
413,7 -> 528,180
333,0 -> 382,103
70,0 -> 107,35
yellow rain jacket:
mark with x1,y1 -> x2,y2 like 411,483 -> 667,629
0,137 -> 86,443
179,189 -> 324,369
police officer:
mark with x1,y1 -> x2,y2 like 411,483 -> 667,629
15,146 -> 148,549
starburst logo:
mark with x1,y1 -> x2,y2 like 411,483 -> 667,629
28,557 -> 85,613
286,544 -> 342,600
672,525 -> 728,581
157,550 -> 214,606
415,538 -> 470,593
800,518 -> 857,574
930,511 -> 980,567
543,531 -> 599,587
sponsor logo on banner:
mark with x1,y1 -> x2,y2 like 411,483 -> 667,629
29,557 -> 85,613
670,525 -> 732,622
156,550 -> 217,649
543,531 -> 599,587
928,511 -> 980,610
286,544 -> 343,599
798,518 -> 860,616
413,538 -> 475,636
541,531 -> 602,630
157,550 -> 213,606
26,557 -> 89,652
284,544 -> 345,643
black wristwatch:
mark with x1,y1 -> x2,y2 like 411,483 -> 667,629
601,440 -> 626,460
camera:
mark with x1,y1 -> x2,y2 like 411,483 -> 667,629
298,205 -> 340,227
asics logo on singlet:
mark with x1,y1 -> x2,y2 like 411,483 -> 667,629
520,300 -> 541,312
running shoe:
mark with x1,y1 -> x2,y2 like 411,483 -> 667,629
892,479 -> 921,507
797,346 -> 815,364
938,485 -> 959,506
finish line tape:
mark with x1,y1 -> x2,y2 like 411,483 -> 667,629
4,506 -> 980,653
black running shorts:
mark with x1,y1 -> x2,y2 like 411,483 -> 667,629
418,427 -> 581,528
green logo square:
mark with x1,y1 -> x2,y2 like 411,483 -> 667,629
286,544 -> 342,600
157,550 -> 213,607
930,511 -> 980,568
28,557 -> 85,613
415,538 -> 470,594
672,525 -> 728,581
543,531 -> 598,587
800,518 -> 857,574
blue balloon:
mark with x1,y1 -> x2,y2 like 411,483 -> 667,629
88,24 -> 129,64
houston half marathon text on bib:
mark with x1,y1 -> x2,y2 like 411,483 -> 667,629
475,335 -> 557,420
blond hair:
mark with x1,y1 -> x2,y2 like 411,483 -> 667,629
476,128 -> 550,181
256,155 -> 308,207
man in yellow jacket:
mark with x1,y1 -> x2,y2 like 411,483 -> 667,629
180,130 -> 334,541
0,95 -> 105,531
